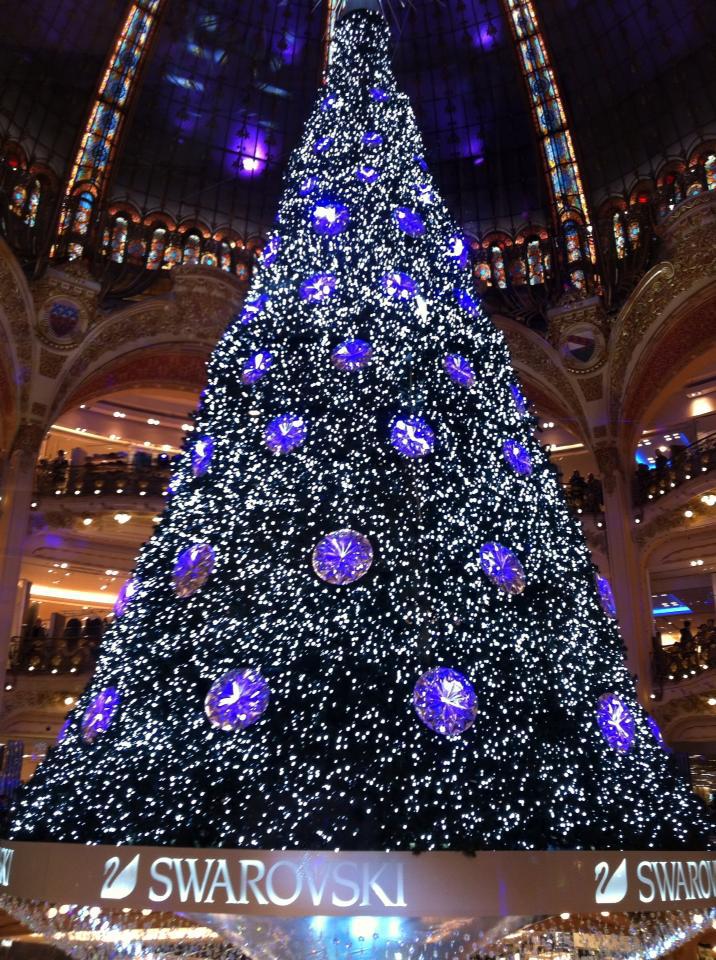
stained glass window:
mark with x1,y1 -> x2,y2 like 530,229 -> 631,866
201,251 -> 218,268
475,261 -> 491,285
687,181 -> 703,197
705,155 -> 716,191
110,217 -> 128,263
527,239 -> 544,285
182,234 -> 201,266
164,244 -> 181,269
628,219 -> 641,250
571,269 -> 586,291
509,256 -> 526,285
25,180 -> 41,228
220,243 -> 232,272
563,220 -> 582,263
612,212 -> 626,260
490,245 -> 507,289
147,228 -> 166,270
10,185 -> 26,217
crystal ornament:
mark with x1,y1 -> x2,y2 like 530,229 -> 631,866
298,176 -> 318,197
58,715 -> 71,744
444,354 -> 475,388
413,668 -> 478,736
114,578 -> 139,618
311,200 -> 350,236
369,87 -> 389,102
412,182 -> 435,204
82,687 -> 120,742
265,414 -> 307,455
480,542 -> 526,595
173,543 -> 216,598
382,272 -> 417,300
415,155 -> 428,171
362,131 -> 383,148
455,288 -> 480,316
502,439 -> 532,476
261,235 -> 281,265
242,351 -> 274,385
191,435 -> 213,477
390,416 -> 435,458
510,383 -> 527,415
300,274 -> 337,302
356,165 -> 380,184
596,575 -> 617,619
320,92 -> 338,111
392,207 -> 425,236
646,715 -> 670,753
331,339 -> 372,371
447,234 -> 469,269
597,693 -> 635,752
314,136 -> 333,153
205,669 -> 270,731
241,294 -> 269,325
313,530 -> 373,585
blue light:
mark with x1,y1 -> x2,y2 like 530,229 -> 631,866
646,716 -> 671,753
312,530 -> 373,585
596,693 -> 635,753
411,182 -> 435,204
300,273 -> 337,302
81,688 -> 120,743
447,234 -> 469,269
173,543 -> 216,598
261,235 -> 281,265
320,92 -> 338,112
241,351 -> 274,385
331,339 -> 372,371
480,542 -> 526,595
502,439 -> 532,476
413,667 -> 478,736
455,288 -> 480,316
510,383 -> 527,415
392,207 -> 425,236
311,199 -> 350,237
114,578 -> 139,618
652,593 -> 692,617
362,131 -> 383,148
356,164 -> 380,184
382,272 -> 417,300
240,294 -> 269,325
298,176 -> 318,197
369,87 -> 390,102
265,415 -> 307,455
204,669 -> 270,731
414,155 -> 428,171
313,136 -> 334,154
390,416 -> 434,458
596,574 -> 617,619
444,354 -> 475,388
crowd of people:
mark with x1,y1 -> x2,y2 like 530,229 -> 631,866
653,620 -> 716,686
35,448 -> 174,498
564,470 -> 603,514
633,437 -> 716,505
10,615 -> 108,675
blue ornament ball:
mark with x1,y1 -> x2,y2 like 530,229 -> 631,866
82,687 -> 120,742
382,272 -> 417,300
261,235 -> 281,265
204,668 -> 271,731
455,288 -> 480,316
174,543 -> 216,598
413,668 -> 478,737
114,578 -> 139,618
390,416 -> 435,458
392,207 -> 425,236
510,383 -> 527,415
412,182 -> 435,204
362,131 -> 383,148
646,715 -> 670,753
596,693 -> 635,752
444,354 -> 475,388
331,339 -> 372,371
240,294 -> 269,325
502,439 -> 532,476
242,350 -> 274,385
596,574 -> 617,619
447,234 -> 469,269
480,542 -> 526,595
311,200 -> 350,237
312,530 -> 373,585
191,435 -> 213,477
298,176 -> 318,197
265,414 -> 307,455
369,87 -> 389,102
300,273 -> 337,302
313,136 -> 333,154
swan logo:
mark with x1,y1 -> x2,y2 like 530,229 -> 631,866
101,854 -> 140,900
594,858 -> 628,904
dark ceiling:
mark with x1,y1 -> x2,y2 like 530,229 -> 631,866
1,0 -> 715,239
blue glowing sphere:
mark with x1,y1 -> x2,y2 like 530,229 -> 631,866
597,693 -> 635,753
240,294 -> 269,325
205,668 -> 271,731
415,155 -> 428,171
413,667 -> 478,737
412,182 -> 435,204
261,235 -> 281,266
447,234 -> 469,269
390,416 -> 435,458
480,542 -> 526,595
362,131 -> 383,148
300,273 -> 337,302
311,200 -> 350,237
444,354 -> 475,388
191,435 -> 213,477
173,543 -> 216,598
242,350 -> 274,385
314,136 -> 334,154
356,164 -> 380,184
455,288 -> 480,316
82,687 -> 120,743
502,439 -> 532,476
596,575 -> 617,619
114,578 -> 139,618
298,176 -> 318,197
320,92 -> 338,112
510,383 -> 527,415
646,715 -> 671,753
312,530 -> 373,585
382,272 -> 417,300
392,207 -> 425,236
265,414 -> 307,455
369,87 -> 390,102
331,339 -> 372,371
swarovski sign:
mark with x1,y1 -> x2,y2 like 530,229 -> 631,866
2,843 -> 715,917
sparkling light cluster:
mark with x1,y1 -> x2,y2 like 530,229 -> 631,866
11,8 -> 708,852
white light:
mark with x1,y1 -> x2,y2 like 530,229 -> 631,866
114,513 -> 132,524
82,517 -> 93,526
684,509 -> 694,518
64,696 -> 75,706
112,411 -> 126,418
147,418 -> 160,426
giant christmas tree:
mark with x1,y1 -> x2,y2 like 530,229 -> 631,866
11,2 -> 709,852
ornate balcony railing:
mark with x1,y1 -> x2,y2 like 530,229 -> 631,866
35,454 -> 172,499
633,432 -> 716,507
6,636 -> 98,677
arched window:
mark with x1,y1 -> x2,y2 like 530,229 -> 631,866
627,218 -> 641,250
490,245 -> 506,289
612,212 -> 626,260
110,217 -> 128,262
147,228 -> 167,270
235,261 -> 250,283
73,192 -> 94,235
200,251 -> 218,268
705,155 -> 716,191
570,269 -> 586,291
474,261 -> 491,285
509,255 -> 526,286
526,240 -> 544,285
687,181 -> 703,197
219,243 -> 232,272
182,233 -> 201,266
563,220 -> 582,263
24,179 -> 41,227
10,184 -> 27,217
164,243 -> 181,269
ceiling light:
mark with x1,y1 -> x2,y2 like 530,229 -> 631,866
701,494 -> 716,507
684,510 -> 694,518
113,513 -> 132,524
708,698 -> 716,706
60,562 -> 68,569
63,696 -> 75,706
147,418 -> 160,426
690,559 -> 704,566
112,411 -> 126,418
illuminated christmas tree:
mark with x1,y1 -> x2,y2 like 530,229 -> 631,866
10,2 -> 708,851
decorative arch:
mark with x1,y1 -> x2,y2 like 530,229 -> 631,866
0,237 -> 36,450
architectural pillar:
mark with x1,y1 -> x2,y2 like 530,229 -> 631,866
595,444 -> 655,701
0,422 -> 44,701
